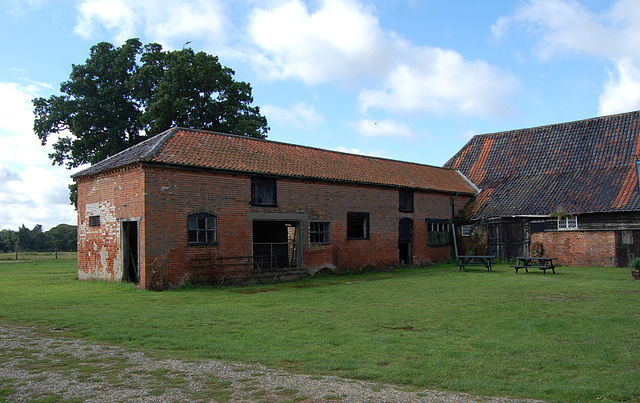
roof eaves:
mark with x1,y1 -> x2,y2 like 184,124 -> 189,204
142,160 -> 476,195
71,128 -> 179,179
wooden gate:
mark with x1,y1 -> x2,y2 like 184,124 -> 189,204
615,230 -> 640,267
486,219 -> 530,260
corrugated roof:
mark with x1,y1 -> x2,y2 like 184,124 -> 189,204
74,127 -> 476,195
444,110 -> 640,219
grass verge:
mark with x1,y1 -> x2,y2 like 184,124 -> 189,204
0,257 -> 638,402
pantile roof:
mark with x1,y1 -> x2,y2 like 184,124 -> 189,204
444,110 -> 640,219
74,127 -> 476,195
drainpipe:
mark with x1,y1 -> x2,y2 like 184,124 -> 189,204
451,193 -> 460,258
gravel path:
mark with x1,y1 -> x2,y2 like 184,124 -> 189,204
0,325 -> 541,402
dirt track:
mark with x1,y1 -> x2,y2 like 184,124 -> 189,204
0,325 -> 540,402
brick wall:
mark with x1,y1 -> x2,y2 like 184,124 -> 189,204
143,166 -> 471,286
531,230 -> 616,267
76,166 -> 145,282
78,165 -> 472,288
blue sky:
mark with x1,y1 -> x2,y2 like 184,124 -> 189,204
1,0 -> 638,231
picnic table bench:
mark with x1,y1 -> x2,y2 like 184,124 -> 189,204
457,255 -> 496,271
511,257 -> 557,274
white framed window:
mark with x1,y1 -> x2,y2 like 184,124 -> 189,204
461,225 -> 473,237
557,215 -> 578,230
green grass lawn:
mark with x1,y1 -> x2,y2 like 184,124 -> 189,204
0,251 -> 77,261
0,257 -> 638,402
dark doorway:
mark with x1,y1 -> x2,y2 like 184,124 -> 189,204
486,219 -> 530,260
615,230 -> 640,267
253,221 -> 299,269
398,218 -> 413,264
122,221 -> 139,284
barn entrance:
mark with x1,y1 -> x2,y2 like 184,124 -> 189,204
398,218 -> 413,264
252,221 -> 300,269
486,218 -> 530,260
615,230 -> 640,267
122,221 -> 139,284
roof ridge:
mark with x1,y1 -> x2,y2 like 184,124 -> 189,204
71,128 -> 180,178
474,109 -> 640,139
140,127 -> 180,161
171,127 -> 451,172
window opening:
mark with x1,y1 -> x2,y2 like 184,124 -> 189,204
557,215 -> 578,230
310,221 -> 331,244
88,215 -> 100,227
347,212 -> 370,239
399,189 -> 414,212
188,213 -> 217,245
426,219 -> 451,246
251,177 -> 277,206
461,225 -> 473,237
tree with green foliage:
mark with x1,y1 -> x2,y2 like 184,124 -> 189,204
33,38 -> 269,205
46,224 -> 78,252
0,229 -> 17,252
0,224 -> 77,253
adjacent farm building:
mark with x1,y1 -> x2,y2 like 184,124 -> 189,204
446,110 -> 640,267
73,127 -> 476,288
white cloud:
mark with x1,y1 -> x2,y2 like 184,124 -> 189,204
248,0 -> 517,118
358,48 -> 518,117
331,146 -> 388,158
0,82 -> 76,230
599,59 -> 640,116
74,0 -> 136,42
0,163 -> 75,231
493,0 -> 640,115
492,0 -> 614,60
262,102 -> 324,129
74,0 -> 227,46
349,118 -> 415,140
247,0 -> 389,85
0,82 -> 39,135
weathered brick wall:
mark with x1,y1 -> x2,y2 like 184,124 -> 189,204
531,230 -> 616,267
76,166 -> 145,282
142,167 -> 253,286
141,166 -> 472,286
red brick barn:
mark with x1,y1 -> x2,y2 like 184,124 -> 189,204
73,127 -> 476,288
446,110 -> 640,267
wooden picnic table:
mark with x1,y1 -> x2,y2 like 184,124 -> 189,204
511,256 -> 557,274
457,255 -> 496,271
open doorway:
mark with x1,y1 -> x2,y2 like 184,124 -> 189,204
122,221 -> 139,284
398,218 -> 413,265
253,221 -> 299,269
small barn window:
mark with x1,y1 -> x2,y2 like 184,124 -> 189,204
557,215 -> 578,230
310,221 -> 331,244
426,219 -> 451,246
251,177 -> 277,206
347,212 -> 370,239
88,215 -> 100,227
399,189 -> 414,212
188,213 -> 217,245
461,225 -> 473,237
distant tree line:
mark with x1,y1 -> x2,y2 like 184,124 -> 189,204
0,224 -> 77,253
